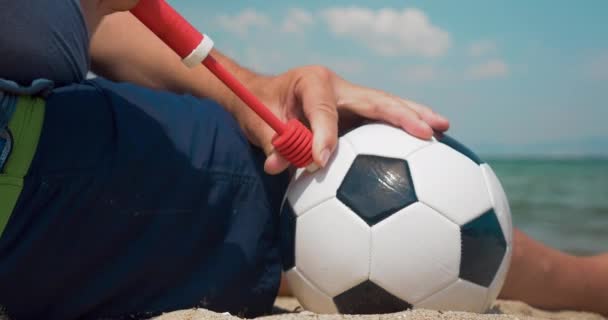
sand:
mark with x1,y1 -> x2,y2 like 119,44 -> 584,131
152,298 -> 607,320
0,298 -> 603,319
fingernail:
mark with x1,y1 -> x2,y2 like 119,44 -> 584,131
320,148 -> 331,167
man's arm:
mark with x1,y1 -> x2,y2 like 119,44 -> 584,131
500,230 -> 608,315
87,10 -> 449,174
89,11 -> 246,115
88,11 -> 287,166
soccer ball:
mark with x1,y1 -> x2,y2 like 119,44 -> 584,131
279,123 -> 513,314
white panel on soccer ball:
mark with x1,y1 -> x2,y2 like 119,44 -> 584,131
416,279 -> 489,313
343,123 -> 430,159
481,164 -> 513,244
408,143 -> 492,225
485,246 -> 512,309
287,140 -> 357,216
296,198 -> 371,297
370,202 -> 460,304
285,268 -> 338,314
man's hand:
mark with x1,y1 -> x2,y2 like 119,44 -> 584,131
233,66 -> 450,174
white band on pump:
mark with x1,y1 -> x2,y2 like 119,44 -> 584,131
183,34 -> 215,68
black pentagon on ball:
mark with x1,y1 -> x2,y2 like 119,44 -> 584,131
279,202 -> 297,271
436,133 -> 483,165
333,280 -> 412,314
460,209 -> 507,287
337,155 -> 417,226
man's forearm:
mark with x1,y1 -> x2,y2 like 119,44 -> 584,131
89,11 -> 257,114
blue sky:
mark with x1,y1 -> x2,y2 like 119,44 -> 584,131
170,0 -> 608,157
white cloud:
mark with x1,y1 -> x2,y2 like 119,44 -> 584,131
466,59 -> 509,79
468,40 -> 497,57
321,7 -> 450,57
216,9 -> 271,36
281,8 -> 314,33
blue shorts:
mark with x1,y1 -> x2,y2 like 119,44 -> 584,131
0,79 -> 289,319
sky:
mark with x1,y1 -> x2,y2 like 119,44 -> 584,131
169,0 -> 608,157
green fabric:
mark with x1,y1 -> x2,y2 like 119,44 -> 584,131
0,96 -> 45,236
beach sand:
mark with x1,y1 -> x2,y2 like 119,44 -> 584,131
0,298 -> 603,320
153,298 -> 606,320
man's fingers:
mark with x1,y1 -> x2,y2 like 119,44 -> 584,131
264,150 -> 290,175
402,99 -> 450,132
248,115 -> 291,175
293,68 -> 339,168
342,86 -> 434,139
337,83 -> 449,139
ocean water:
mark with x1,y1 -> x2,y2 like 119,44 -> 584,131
486,158 -> 608,255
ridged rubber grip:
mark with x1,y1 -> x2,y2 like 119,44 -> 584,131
272,120 -> 314,168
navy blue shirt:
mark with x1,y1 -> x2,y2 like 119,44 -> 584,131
0,0 -> 89,129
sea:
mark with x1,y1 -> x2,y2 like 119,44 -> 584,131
485,158 -> 608,255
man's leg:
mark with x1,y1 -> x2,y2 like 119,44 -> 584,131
0,79 -> 289,320
499,230 -> 608,316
